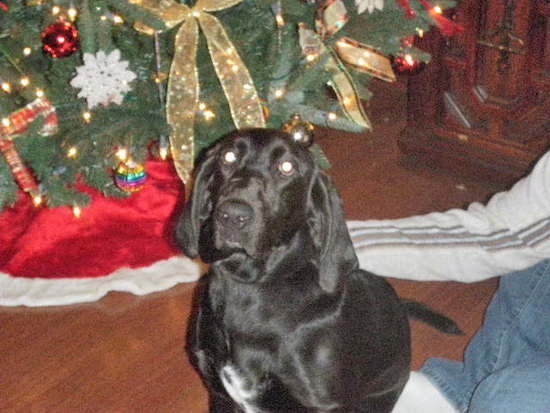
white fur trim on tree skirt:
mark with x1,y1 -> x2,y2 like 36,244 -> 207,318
0,256 -> 202,307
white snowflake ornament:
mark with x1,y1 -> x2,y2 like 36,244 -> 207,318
70,49 -> 137,109
356,0 -> 384,14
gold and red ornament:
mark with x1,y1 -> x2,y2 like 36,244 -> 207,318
114,159 -> 148,193
0,98 -> 58,203
283,114 -> 315,147
0,140 -> 41,202
41,20 -> 80,58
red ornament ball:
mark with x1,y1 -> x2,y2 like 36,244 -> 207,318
404,8 -> 416,19
42,21 -> 80,58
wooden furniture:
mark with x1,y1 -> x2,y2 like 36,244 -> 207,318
399,0 -> 550,184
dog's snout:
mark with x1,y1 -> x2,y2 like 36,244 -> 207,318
216,201 -> 254,229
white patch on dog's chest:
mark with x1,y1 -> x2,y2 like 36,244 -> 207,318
220,364 -> 259,413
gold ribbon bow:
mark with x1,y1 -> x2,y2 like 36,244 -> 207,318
131,0 -> 265,182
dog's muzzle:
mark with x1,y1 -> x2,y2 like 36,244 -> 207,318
215,200 -> 254,230
214,200 -> 256,253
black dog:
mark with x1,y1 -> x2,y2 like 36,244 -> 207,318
176,129 -> 459,412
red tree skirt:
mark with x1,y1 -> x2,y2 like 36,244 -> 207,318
0,160 -> 201,307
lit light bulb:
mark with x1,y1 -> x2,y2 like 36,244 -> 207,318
52,5 -> 61,15
306,54 -> 318,62
82,111 -> 92,123
203,109 -> 215,121
116,147 -> 128,161
72,205 -> 82,218
404,54 -> 415,66
32,194 -> 43,207
23,47 -> 32,56
68,7 -> 78,20
1,117 -> 11,128
1,82 -> 11,93
67,147 -> 78,158
20,77 -> 30,87
433,5 -> 443,14
35,88 -> 44,98
198,102 -> 216,121
274,89 -> 285,99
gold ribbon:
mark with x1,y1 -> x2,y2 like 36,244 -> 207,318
131,0 -> 265,182
314,0 -> 399,130
325,48 -> 371,130
313,0 -> 371,130
334,37 -> 396,83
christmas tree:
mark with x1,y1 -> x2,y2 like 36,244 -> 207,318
0,0 -> 460,211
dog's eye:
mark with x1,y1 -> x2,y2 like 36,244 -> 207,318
278,160 -> 295,176
222,150 -> 238,165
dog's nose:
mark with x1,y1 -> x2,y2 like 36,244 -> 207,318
215,201 -> 254,229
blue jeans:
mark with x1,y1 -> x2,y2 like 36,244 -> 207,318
422,259 -> 550,413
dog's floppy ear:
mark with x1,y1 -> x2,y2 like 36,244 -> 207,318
175,149 -> 218,258
308,171 -> 358,293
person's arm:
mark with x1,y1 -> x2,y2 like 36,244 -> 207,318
349,151 -> 550,283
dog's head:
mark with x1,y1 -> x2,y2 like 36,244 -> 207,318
176,128 -> 357,292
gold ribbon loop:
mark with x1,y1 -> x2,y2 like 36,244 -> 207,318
130,0 -> 265,182
326,51 -> 371,130
310,0 -> 372,131
301,24 -> 371,130
198,13 -> 265,130
335,37 -> 396,83
166,18 -> 199,183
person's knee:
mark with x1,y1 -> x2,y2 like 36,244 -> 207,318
468,362 -> 550,413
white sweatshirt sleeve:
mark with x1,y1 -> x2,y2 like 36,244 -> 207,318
349,151 -> 550,283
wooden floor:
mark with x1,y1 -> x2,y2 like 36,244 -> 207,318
0,82 -> 506,412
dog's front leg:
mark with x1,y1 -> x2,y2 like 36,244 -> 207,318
195,348 -> 243,412
191,281 -> 238,412
210,391 -> 243,413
